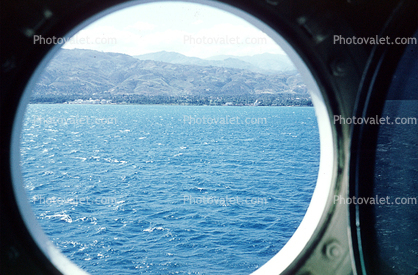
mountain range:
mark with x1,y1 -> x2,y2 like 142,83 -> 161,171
134,51 -> 296,74
31,49 -> 308,105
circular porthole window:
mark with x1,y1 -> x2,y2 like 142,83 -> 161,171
9,1 -> 333,274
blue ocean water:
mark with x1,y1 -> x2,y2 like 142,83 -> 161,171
20,104 -> 320,274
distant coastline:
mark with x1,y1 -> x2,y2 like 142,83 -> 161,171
29,103 -> 314,107
29,95 -> 313,107
30,49 -> 312,107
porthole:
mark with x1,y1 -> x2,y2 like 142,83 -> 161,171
10,1 -> 332,274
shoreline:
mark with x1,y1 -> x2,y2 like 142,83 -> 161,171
27,102 -> 314,107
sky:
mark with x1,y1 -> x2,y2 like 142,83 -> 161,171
62,1 -> 286,58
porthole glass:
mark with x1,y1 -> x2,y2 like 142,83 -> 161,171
373,31 -> 418,275
17,1 -> 324,274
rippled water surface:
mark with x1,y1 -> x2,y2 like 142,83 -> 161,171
21,104 -> 319,274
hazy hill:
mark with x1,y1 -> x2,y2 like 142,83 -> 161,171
31,49 -> 307,104
206,53 -> 296,72
135,51 -> 295,74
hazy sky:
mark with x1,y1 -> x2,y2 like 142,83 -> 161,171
62,1 -> 285,58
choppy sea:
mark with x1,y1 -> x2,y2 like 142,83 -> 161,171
20,104 -> 319,274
